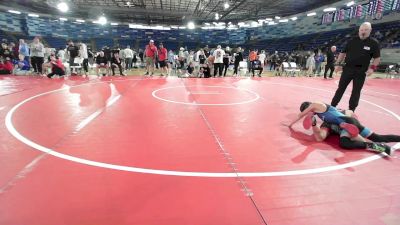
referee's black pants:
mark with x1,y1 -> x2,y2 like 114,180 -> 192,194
331,66 -> 366,112
233,61 -> 240,75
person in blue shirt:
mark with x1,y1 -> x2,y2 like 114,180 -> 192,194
18,39 -> 30,61
13,54 -> 30,75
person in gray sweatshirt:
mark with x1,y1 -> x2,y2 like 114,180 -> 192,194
30,37 -> 45,75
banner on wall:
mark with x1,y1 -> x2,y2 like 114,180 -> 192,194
321,0 -> 392,24
392,0 -> 400,10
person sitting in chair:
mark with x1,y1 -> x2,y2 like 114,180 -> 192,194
251,55 -> 263,77
96,51 -> 109,76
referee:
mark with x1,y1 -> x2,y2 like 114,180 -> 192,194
331,22 -> 380,112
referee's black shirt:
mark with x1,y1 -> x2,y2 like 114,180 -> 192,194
342,37 -> 380,71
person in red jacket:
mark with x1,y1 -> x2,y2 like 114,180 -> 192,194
157,43 -> 168,76
144,40 -> 157,76
0,57 -> 13,74
47,55 -> 65,78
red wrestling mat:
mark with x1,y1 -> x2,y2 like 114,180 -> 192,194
1,75 -> 399,225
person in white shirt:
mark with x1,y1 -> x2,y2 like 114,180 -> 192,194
178,47 -> 186,75
78,41 -> 88,75
123,45 -> 134,70
213,45 -> 225,77
57,48 -> 66,63
259,50 -> 266,69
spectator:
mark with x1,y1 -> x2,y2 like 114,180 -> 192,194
9,42 -> 18,60
324,46 -> 337,79
47,55 -> 65,78
144,40 -> 157,76
30,37 -> 45,75
270,51 -> 278,70
13,54 -> 30,75
157,43 -> 168,76
1,43 -> 13,60
222,46 -> 231,77
78,41 -> 89,75
213,45 -> 225,77
123,45 -> 133,70
66,40 -> 79,74
111,52 -> 124,76
251,55 -> 263,77
167,49 -> 175,75
138,49 -> 144,67
57,47 -> 66,62
96,51 -> 109,76
0,57 -> 13,74
184,62 -> 194,77
233,47 -> 243,76
199,63 -> 211,78
314,51 -> 322,76
306,53 -> 316,77
178,47 -> 186,75
259,50 -> 266,69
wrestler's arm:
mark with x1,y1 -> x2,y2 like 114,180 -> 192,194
288,103 -> 322,127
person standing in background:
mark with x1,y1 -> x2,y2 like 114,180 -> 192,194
18,39 -> 30,62
30,37 -> 44,75
144,40 -> 157,76
233,47 -> 243,76
213,45 -> 225,77
78,41 -> 89,75
324,46 -> 337,79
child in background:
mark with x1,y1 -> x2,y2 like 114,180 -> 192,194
13,54 -> 30,75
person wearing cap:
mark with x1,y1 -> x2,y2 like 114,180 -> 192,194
331,22 -> 380,112
144,40 -> 158,76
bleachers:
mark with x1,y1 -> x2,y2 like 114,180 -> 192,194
1,10 -> 399,53
45,36 -> 67,49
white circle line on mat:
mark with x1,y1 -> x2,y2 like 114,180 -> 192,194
152,85 -> 260,106
5,80 -> 399,177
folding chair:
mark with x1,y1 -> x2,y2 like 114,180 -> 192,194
238,61 -> 248,76
70,57 -> 84,75
289,62 -> 301,77
282,62 -> 294,76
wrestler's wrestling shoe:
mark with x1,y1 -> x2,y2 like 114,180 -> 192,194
339,123 -> 360,138
303,113 -> 316,130
367,143 -> 392,156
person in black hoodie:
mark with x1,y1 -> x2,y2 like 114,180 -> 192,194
111,52 -> 125,76
67,40 -> 79,65
233,47 -> 243,76
324,46 -> 337,79
96,51 -> 109,76
223,46 -> 232,77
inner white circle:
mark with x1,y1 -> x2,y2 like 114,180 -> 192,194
152,85 -> 260,106
5,79 -> 398,177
